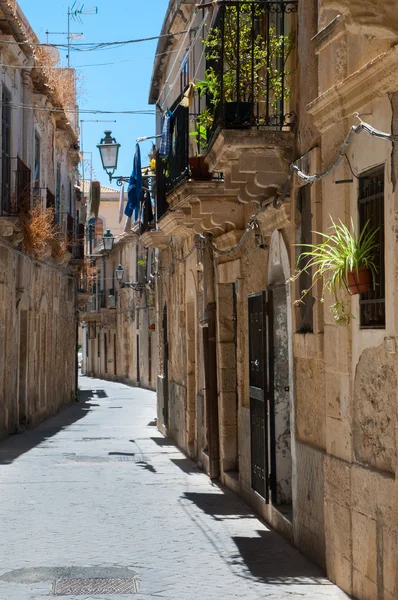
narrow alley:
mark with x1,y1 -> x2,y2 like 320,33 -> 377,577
0,376 -> 348,600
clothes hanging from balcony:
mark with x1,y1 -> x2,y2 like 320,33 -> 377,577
124,216 -> 132,233
118,184 -> 125,224
159,110 -> 174,158
90,181 -> 101,218
124,143 -> 142,222
179,81 -> 195,108
139,188 -> 154,234
155,149 -> 168,220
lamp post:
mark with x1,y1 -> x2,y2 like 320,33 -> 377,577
102,229 -> 115,253
115,263 -> 124,284
97,130 -> 156,190
97,130 -> 121,182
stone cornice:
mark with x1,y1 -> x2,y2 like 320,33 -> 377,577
311,14 -> 345,54
206,129 -> 295,173
166,179 -> 231,211
159,211 -> 192,238
141,230 -> 169,249
212,230 -> 244,252
307,46 -> 398,132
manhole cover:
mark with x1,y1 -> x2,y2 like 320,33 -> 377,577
64,455 -> 113,463
53,577 -> 139,595
81,437 -> 113,441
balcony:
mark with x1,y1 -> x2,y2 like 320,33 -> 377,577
77,278 -> 96,309
203,0 -> 298,138
155,1 -> 297,210
0,156 -> 31,216
149,1 -> 297,244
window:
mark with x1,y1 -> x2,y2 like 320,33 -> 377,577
34,132 -> 41,190
180,52 -> 189,94
88,216 -> 104,249
358,167 -> 385,328
296,185 -> 313,333
1,86 -> 11,213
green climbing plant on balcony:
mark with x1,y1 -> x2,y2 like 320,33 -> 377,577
194,2 -> 296,132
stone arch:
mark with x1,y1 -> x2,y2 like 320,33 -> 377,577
39,294 -> 48,313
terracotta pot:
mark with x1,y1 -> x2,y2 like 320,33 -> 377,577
188,156 -> 212,181
346,266 -> 372,295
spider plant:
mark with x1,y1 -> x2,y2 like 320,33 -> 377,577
291,217 -> 379,325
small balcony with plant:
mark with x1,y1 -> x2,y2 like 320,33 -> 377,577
150,0 -> 297,242
198,1 -> 297,134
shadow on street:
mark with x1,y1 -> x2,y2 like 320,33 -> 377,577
0,389 -> 107,465
181,492 -> 329,586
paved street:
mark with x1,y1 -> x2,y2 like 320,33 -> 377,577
0,376 -> 349,600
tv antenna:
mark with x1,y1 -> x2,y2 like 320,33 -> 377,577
67,2 -> 98,66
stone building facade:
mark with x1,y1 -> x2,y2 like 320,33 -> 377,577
146,1 -> 398,599
81,222 -> 158,392
0,1 -> 81,438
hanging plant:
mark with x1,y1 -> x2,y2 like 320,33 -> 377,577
290,217 -> 379,325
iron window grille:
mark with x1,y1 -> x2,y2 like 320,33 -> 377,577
358,167 -> 385,329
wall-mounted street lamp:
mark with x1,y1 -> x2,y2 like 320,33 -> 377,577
97,130 -> 134,187
102,229 -> 115,253
97,130 -> 121,182
115,263 -> 124,283
97,130 -> 157,190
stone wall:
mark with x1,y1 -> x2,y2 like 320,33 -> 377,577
300,5 -> 398,598
81,239 -> 157,392
0,245 -> 76,439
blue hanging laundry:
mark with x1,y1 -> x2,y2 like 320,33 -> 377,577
124,143 -> 142,222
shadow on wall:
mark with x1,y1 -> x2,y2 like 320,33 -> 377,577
0,389 -> 107,465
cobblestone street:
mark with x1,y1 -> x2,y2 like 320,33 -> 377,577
0,377 -> 349,600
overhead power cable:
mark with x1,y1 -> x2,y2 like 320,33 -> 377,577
278,114 -> 395,206
0,46 -> 189,70
0,30 -> 190,52
6,102 -> 155,115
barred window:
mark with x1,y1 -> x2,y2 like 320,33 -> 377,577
358,167 -> 385,329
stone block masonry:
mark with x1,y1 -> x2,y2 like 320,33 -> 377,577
0,245 -> 76,438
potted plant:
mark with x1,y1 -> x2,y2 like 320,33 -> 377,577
291,217 -> 379,325
188,109 -> 213,180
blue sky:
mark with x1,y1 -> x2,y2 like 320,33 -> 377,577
21,0 -> 168,188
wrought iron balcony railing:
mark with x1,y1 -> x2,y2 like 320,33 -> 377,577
204,1 -> 298,134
